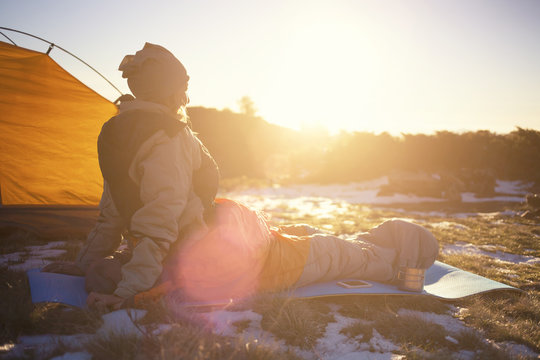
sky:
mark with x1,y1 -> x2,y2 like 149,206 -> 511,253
1,0 -> 539,135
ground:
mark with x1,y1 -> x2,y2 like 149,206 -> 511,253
1,177 -> 539,359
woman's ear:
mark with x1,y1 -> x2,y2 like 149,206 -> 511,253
179,92 -> 189,107
173,91 -> 189,109
164,91 -> 189,113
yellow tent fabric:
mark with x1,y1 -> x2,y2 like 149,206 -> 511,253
0,41 -> 117,205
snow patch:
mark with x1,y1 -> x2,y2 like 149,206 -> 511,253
478,210 -> 517,219
448,210 -> 517,219
397,309 -> 468,335
97,309 -> 147,337
200,310 -> 263,338
311,309 -> 404,360
334,351 -> 405,359
7,334 -> 90,360
455,350 -> 476,360
442,242 -> 540,265
367,329 -> 401,353
224,178 -> 530,208
0,241 -> 68,272
26,241 -> 68,252
461,193 -> 524,203
495,180 -> 532,196
7,258 -> 55,272
224,178 -> 446,212
199,309 -> 287,354
430,221 -> 469,231
314,312 -> 359,358
222,178 -> 528,223
499,341 -> 540,359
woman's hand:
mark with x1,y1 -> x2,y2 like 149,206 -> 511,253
41,261 -> 84,276
87,292 -> 124,311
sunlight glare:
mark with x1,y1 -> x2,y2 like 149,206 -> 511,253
259,4 -> 430,134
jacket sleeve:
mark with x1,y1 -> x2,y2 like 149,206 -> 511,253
113,131 -> 198,299
75,181 -> 125,272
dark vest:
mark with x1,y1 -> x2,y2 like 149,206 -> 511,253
97,110 -> 219,225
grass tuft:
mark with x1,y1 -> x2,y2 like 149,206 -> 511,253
254,295 -> 333,349
375,313 -> 453,351
29,303 -> 103,335
0,267 -> 37,342
140,322 -> 299,360
85,331 -> 141,360
233,319 -> 252,334
334,295 -> 450,321
0,229 -> 41,255
340,320 -> 374,342
460,291 -> 540,352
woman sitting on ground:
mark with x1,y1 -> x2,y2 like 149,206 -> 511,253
43,43 -> 438,310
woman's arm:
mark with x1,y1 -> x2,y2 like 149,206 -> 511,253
75,182 -> 125,272
113,131 -> 198,299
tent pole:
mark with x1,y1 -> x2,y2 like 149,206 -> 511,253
46,43 -> 55,55
0,27 -> 123,96
0,31 -> 16,45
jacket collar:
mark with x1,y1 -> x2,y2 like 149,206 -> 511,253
118,99 -> 183,120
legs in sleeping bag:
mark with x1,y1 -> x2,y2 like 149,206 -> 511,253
84,204 -> 438,306
293,220 -> 439,288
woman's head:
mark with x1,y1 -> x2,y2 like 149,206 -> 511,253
119,43 -> 189,112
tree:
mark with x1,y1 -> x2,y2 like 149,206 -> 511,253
238,96 -> 257,117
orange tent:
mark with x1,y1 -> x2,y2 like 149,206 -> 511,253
0,41 -> 118,237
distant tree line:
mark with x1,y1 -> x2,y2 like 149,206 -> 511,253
188,106 -> 540,186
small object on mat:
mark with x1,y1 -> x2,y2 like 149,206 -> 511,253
397,267 -> 425,292
337,279 -> 372,289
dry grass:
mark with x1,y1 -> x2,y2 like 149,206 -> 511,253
233,319 -> 252,333
334,295 -> 450,320
459,292 -> 540,353
0,267 -> 34,343
339,298 -> 454,353
143,323 -> 299,360
1,191 -> 539,359
376,313 -> 452,351
29,303 -> 103,335
0,228 -> 42,255
86,313 -> 301,360
253,295 -> 334,349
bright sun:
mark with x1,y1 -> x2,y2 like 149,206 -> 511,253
257,8 -> 418,135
